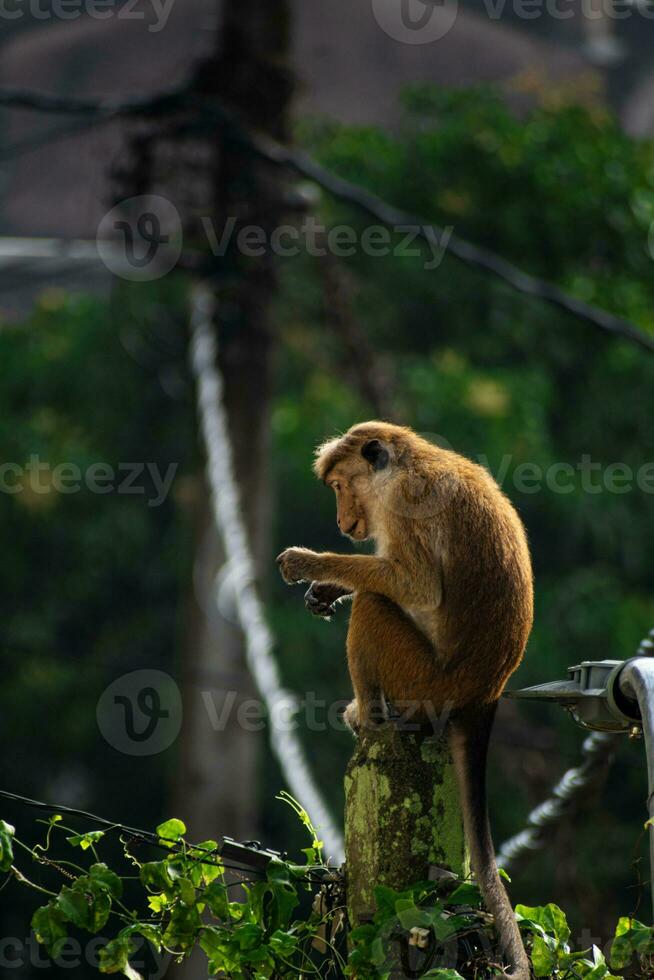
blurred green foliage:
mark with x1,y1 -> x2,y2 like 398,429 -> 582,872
0,278 -> 197,973
2,84 -> 654,972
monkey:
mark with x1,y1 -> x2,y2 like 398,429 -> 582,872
277,421 -> 533,980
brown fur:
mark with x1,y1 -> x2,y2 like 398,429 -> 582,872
277,421 -> 533,979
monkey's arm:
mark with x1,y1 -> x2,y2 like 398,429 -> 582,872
277,548 -> 440,608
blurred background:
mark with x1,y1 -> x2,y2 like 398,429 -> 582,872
2,0 -> 654,976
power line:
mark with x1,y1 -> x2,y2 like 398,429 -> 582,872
0,84 -> 190,119
189,282 -> 345,864
0,787 -> 158,840
0,118 -> 105,162
0,788 -> 275,878
232,128 -> 654,356
0,84 -> 652,355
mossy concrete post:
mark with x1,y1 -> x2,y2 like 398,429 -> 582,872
344,725 -> 469,926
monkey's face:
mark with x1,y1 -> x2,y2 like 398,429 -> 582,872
325,438 -> 393,542
328,473 -> 369,541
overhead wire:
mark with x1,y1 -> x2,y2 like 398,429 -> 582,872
0,83 -> 651,354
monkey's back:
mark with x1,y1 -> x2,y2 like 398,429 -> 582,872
394,447 -> 533,707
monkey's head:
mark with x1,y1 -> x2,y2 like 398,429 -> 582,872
313,422 -> 413,542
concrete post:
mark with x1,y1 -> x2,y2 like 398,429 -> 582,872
344,724 -> 469,926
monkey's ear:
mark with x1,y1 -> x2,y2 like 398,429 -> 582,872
361,439 -> 390,471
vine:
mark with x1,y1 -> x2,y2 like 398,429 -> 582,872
1,808 -> 653,979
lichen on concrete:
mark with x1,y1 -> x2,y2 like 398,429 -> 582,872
345,725 -> 469,927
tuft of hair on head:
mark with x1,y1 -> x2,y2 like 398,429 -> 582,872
313,435 -> 349,481
314,421 -> 410,481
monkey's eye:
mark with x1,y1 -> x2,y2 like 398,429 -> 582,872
332,482 -> 341,492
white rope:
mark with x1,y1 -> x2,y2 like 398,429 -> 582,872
189,281 -> 344,864
496,731 -> 620,869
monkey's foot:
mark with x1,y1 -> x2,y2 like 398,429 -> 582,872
342,699 -> 361,734
343,698 -> 389,733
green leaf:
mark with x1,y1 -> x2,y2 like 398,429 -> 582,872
268,929 -> 299,957
204,881 -> 229,919
99,935 -> 143,980
31,903 -> 67,958
162,903 -> 201,950
301,843 -> 323,864
447,881 -> 481,906
395,897 -> 431,929
188,840 -> 221,885
371,936 -> 386,967
235,922 -> 264,951
349,924 -> 376,944
147,894 -> 167,914
585,946 -> 610,980
66,830 -> 105,851
430,911 -> 470,941
227,901 -> 244,921
140,861 -> 173,893
347,946 -> 372,968
156,818 -> 186,847
267,858 -> 292,883
89,863 -> 123,899
515,913 -> 547,939
420,970 -> 465,979
164,858 -> 184,881
56,879 -> 111,932
177,877 -> 196,907
267,878 -> 300,930
531,934 -> 558,977
191,838 -> 218,853
515,903 -> 571,944
56,884 -> 91,928
610,916 -> 654,969
244,944 -> 272,965
373,885 -> 400,919
576,943 -> 623,979
0,820 -> 15,872
200,925 -> 234,973
245,877 -> 299,934
122,923 -> 162,953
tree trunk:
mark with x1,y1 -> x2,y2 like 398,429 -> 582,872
171,2 -> 293,978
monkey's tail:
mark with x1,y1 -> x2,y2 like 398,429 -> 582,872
449,702 -> 531,980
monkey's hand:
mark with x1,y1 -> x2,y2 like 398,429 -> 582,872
276,547 -> 319,585
304,581 -> 351,619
